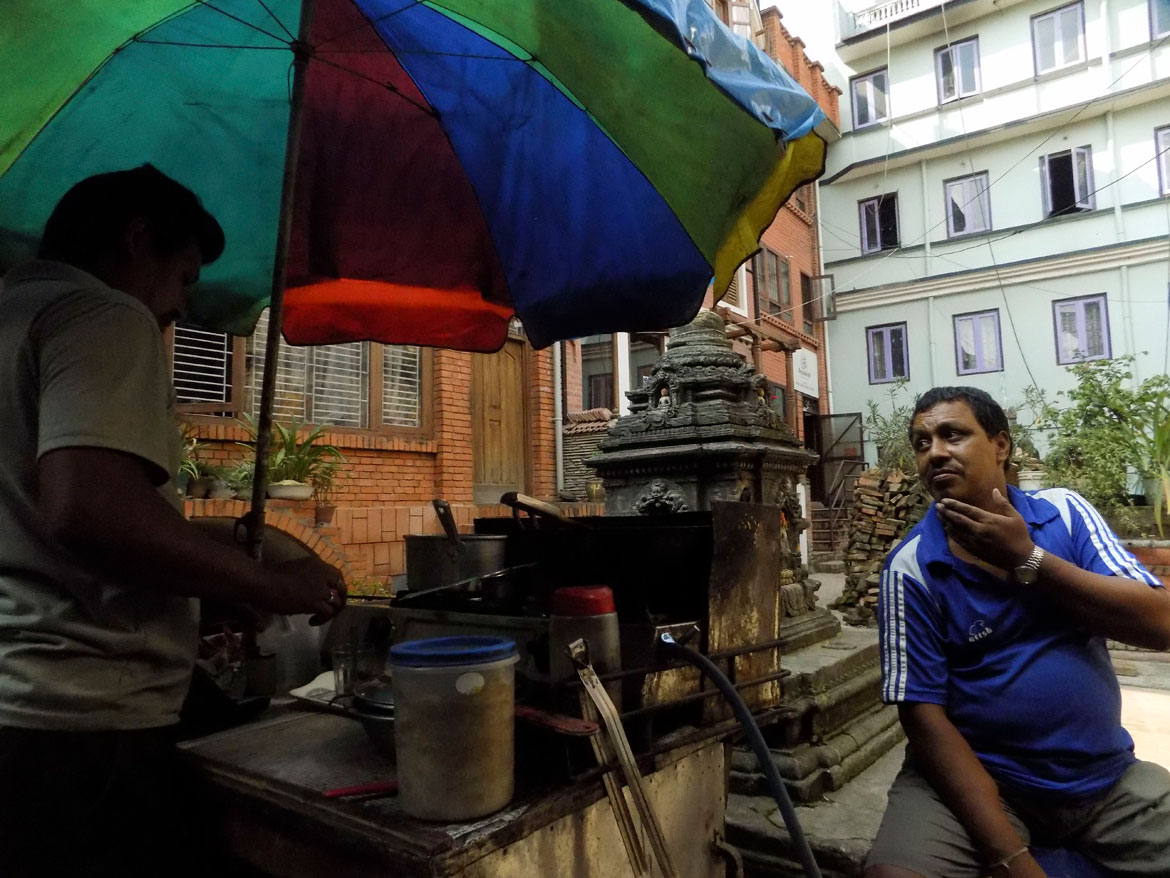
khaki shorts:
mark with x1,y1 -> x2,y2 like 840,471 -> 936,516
866,759 -> 1170,877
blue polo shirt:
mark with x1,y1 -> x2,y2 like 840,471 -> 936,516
878,486 -> 1162,799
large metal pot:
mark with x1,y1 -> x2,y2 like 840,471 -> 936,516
404,499 -> 507,591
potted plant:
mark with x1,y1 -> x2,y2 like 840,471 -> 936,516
178,423 -> 224,498
237,416 -> 346,502
311,458 -> 345,525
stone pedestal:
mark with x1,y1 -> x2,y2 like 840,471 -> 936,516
586,311 -> 898,800
586,311 -> 836,649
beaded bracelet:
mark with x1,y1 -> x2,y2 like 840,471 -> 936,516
988,847 -> 1029,876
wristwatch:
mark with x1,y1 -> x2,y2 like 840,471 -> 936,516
1012,545 -> 1045,585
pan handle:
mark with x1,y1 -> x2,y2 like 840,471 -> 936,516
499,492 -> 582,527
431,498 -> 464,554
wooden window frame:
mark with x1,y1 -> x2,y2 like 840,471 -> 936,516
752,247 -> 791,321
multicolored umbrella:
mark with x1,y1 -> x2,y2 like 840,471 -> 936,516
1,0 -> 826,353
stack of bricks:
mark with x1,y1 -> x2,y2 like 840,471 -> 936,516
831,469 -> 929,627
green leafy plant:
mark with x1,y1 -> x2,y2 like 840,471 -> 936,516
236,415 -> 347,489
1022,356 -> 1170,535
863,379 -> 917,477
178,422 -> 203,482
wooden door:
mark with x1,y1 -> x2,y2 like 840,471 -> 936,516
471,339 -> 527,505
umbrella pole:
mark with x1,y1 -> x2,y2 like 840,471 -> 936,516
246,0 -> 316,561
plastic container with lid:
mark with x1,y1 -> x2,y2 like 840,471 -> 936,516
389,635 -> 519,821
549,586 -> 621,707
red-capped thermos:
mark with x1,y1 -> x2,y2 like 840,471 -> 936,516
549,586 -> 622,707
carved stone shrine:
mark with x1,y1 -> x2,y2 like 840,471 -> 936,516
587,310 -> 900,802
586,309 -> 836,651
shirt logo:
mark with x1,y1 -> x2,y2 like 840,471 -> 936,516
968,620 -> 993,642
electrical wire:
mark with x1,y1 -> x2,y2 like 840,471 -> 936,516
827,24 -> 1170,300
725,11 -> 1170,341
938,0 -> 1038,386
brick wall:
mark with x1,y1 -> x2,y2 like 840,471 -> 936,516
183,339 -> 558,586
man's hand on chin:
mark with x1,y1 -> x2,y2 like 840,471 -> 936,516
937,488 -> 1035,572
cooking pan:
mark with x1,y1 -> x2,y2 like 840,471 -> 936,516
393,563 -> 537,608
404,499 -> 508,591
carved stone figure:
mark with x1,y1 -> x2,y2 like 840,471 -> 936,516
632,478 -> 688,515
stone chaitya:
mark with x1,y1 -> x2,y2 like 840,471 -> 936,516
586,309 -> 833,649
588,310 -> 902,802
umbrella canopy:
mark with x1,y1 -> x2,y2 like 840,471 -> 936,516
1,0 -> 826,352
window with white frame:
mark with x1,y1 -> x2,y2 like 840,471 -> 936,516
859,194 -> 899,254
1040,146 -> 1095,217
866,322 -> 908,384
936,38 -> 981,103
247,311 -> 369,428
953,310 -> 1003,375
1157,126 -> 1170,197
1153,0 -> 1170,38
1053,294 -> 1110,363
945,173 -> 992,237
383,345 -> 422,427
1032,2 -> 1085,74
851,69 -> 889,129
173,323 -> 235,409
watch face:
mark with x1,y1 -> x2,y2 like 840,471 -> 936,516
1014,566 -> 1039,585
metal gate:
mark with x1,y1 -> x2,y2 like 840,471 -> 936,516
806,413 -> 865,506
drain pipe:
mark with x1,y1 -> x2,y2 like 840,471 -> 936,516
552,341 -> 565,497
657,633 -> 822,878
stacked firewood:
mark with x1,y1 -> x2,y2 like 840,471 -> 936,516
831,469 -> 929,626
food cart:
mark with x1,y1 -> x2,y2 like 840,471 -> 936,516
180,501 -> 793,877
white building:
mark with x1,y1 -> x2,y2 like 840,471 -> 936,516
818,0 -> 1170,444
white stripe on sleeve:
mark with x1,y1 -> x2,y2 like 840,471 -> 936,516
1068,493 -> 1161,586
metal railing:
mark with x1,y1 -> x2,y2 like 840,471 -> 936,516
825,460 -> 865,548
839,0 -> 940,40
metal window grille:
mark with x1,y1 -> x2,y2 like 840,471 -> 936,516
246,311 -> 369,428
172,322 -> 232,405
383,346 -> 422,427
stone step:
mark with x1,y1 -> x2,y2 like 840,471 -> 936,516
809,559 -> 846,574
730,702 -> 904,802
726,743 -> 907,878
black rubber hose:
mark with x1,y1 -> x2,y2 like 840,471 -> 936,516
657,633 -> 822,878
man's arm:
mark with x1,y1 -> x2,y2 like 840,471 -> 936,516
38,447 -> 344,620
900,703 -> 1045,877
938,490 -> 1170,651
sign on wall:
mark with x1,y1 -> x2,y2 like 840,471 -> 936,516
792,348 -> 818,399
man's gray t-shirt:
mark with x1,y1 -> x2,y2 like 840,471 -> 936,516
0,261 -> 198,730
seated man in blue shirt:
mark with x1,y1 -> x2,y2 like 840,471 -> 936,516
866,386 -> 1170,878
